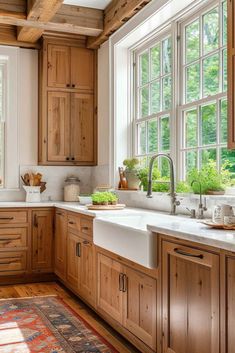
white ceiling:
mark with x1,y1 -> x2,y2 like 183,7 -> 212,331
63,0 -> 112,9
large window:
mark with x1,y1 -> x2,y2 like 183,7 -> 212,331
134,34 -> 172,175
0,59 -> 6,187
133,0 -> 235,180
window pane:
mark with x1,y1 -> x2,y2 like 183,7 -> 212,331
160,116 -> 170,151
185,20 -> 200,63
203,53 -> 219,97
186,151 -> 197,175
186,63 -> 200,102
138,123 -> 146,154
222,1 -> 227,45
140,86 -> 149,117
161,158 -> 170,177
185,109 -> 197,147
148,120 -> 158,153
223,49 -> 227,92
162,38 -> 171,74
151,80 -> 160,114
162,76 -> 172,110
221,148 -> 235,174
220,99 -> 227,143
201,149 -> 216,166
203,7 -> 219,54
201,103 -> 216,145
140,52 -> 149,86
151,44 -> 160,79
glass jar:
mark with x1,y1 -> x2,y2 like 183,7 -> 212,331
64,176 -> 80,202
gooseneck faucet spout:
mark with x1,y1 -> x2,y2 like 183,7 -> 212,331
146,153 -> 180,215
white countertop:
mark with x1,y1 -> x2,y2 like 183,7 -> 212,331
0,201 -> 235,252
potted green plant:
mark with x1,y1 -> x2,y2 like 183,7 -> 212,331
187,160 -> 231,195
91,192 -> 118,205
138,166 -> 170,192
123,158 -> 140,190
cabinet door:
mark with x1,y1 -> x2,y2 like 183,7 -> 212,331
54,210 -> 67,281
123,267 -> 157,350
47,92 -> 70,162
79,239 -> 95,306
97,253 -> 124,324
162,241 -> 220,353
71,93 -> 94,162
71,47 -> 94,90
67,232 -> 80,289
226,256 -> 235,353
32,210 -> 53,271
228,0 -> 235,148
47,44 -> 70,88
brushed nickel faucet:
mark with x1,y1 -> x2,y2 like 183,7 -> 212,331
146,153 -> 180,215
191,180 -> 207,219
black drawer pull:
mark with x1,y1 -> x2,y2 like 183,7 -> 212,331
83,240 -> 90,245
82,226 -> 89,231
174,248 -> 204,259
0,217 -> 14,220
76,242 -> 81,257
68,221 -> 75,225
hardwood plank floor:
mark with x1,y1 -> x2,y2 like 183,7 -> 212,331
0,281 -> 141,353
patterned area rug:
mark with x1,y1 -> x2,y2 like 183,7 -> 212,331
0,296 -> 118,353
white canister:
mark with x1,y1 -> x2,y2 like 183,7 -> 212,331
64,176 -> 80,202
212,204 -> 234,224
23,186 -> 41,203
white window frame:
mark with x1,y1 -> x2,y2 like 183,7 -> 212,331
0,47 -> 19,190
178,0 -> 228,180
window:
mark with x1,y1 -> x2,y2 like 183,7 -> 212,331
134,34 -> 172,176
132,0 -> 235,180
0,59 -> 7,187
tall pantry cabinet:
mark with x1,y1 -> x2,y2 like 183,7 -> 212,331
39,36 -> 97,165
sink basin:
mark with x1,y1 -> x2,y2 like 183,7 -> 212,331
93,213 -> 159,269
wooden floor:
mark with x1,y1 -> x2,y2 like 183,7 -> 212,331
0,281 -> 140,353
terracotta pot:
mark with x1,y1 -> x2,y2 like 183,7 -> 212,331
206,190 -> 225,195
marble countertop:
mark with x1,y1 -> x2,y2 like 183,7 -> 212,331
0,201 -> 235,252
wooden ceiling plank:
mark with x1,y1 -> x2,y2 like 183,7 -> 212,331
0,0 -> 26,14
17,0 -> 64,42
0,24 -> 39,48
87,0 -> 151,49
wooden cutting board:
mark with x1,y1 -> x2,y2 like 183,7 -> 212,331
87,204 -> 126,210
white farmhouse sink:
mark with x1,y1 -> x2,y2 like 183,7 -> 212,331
94,213 -> 159,269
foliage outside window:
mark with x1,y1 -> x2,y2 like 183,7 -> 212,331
134,34 -> 172,177
133,0 -> 235,183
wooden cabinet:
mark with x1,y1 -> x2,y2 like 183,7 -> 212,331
97,253 -> 124,324
228,0 -> 235,148
78,238 -> 95,307
47,92 -> 70,162
71,93 -> 94,162
47,44 -> 70,88
54,209 -> 67,281
97,252 -> 157,350
39,38 -> 97,166
66,231 -> 79,289
225,255 -> 235,353
123,267 -> 157,350
162,240 -> 220,353
32,210 -> 53,272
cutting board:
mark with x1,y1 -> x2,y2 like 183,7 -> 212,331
87,204 -> 126,210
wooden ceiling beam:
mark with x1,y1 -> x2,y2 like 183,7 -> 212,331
87,0 -> 151,49
17,0 -> 64,42
0,24 -> 39,48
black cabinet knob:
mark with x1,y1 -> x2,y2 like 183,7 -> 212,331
71,157 -> 75,161
66,83 -> 70,87
72,84 -> 75,88
66,157 -> 70,161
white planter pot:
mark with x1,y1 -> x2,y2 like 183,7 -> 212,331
23,186 -> 41,203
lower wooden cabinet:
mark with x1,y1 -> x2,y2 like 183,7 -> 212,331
79,238 -> 95,307
54,209 -> 67,280
32,209 -> 53,272
225,255 -> 235,353
162,240 -> 220,353
97,252 -> 157,351
66,231 -> 79,288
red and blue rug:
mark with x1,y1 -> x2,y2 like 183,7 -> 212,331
0,296 -> 118,353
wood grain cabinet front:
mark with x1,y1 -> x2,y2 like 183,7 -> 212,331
161,240 -> 220,353
54,210 -> 67,281
32,210 -> 53,272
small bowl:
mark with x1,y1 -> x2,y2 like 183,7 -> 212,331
78,195 -> 92,205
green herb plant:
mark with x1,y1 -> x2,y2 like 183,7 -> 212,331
123,158 -> 139,171
91,192 -> 118,205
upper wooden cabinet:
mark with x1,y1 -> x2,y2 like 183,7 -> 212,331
227,0 -> 235,148
47,44 -> 94,91
162,240 -> 220,353
39,37 -> 97,166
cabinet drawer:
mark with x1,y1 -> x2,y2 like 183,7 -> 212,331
80,217 -> 93,237
67,214 -> 80,232
0,228 -> 27,249
0,211 -> 28,224
0,251 -> 27,273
